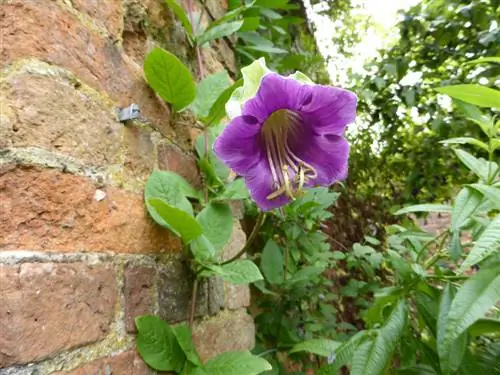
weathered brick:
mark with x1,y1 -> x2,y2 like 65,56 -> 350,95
0,68 -> 123,166
0,1 -> 172,135
70,0 -> 124,37
121,124 -> 156,188
0,262 -> 116,367
53,350 -> 152,375
0,165 -> 181,253
157,143 -> 201,189
124,266 -> 156,333
221,220 -> 246,261
225,283 -> 251,310
192,309 -> 255,363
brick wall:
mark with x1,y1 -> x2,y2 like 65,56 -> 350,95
0,0 -> 253,373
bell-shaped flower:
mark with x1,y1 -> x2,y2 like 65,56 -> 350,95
214,59 -> 357,211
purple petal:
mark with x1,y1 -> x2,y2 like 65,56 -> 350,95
290,130 -> 350,186
300,85 -> 358,135
213,115 -> 264,175
242,73 -> 312,123
243,159 -> 291,211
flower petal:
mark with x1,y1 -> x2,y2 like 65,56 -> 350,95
243,159 -> 291,211
290,130 -> 350,186
213,115 -> 264,175
300,86 -> 357,135
242,73 -> 311,123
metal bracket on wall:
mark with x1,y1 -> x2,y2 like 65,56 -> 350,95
117,103 -> 141,123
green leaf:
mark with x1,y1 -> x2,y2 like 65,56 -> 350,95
352,301 -> 407,375
435,84 -> 500,109
196,20 -> 243,46
244,45 -> 288,54
202,79 -> 242,126
290,339 -> 342,357
196,202 -> 233,252
441,266 -> 500,372
468,318 -> 500,338
190,70 -> 231,119
192,351 -> 272,375
239,17 -> 260,32
190,234 -> 216,262
454,149 -> 491,181
437,284 -> 467,374
144,48 -> 196,111
135,315 -> 185,372
260,239 -> 284,285
164,0 -> 193,38
454,101 -> 493,136
217,179 -> 249,200
320,331 -> 369,373
144,171 -> 196,229
452,187 -> 482,230
465,57 -> 500,65
395,204 -> 452,215
440,137 -> 489,151
459,215 -> 500,272
148,198 -> 203,243
238,31 -> 274,46
289,266 -> 324,284
172,323 -> 202,367
395,365 -> 438,375
208,260 -> 264,284
469,184 -> 500,209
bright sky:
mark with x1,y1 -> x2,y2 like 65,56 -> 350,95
303,0 -> 422,86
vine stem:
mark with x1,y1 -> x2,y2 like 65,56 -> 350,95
188,277 -> 199,327
221,212 -> 267,265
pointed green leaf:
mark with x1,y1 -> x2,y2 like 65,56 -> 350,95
144,48 -> 196,111
436,84 -> 500,108
395,204 -> 452,215
196,20 -> 243,46
135,315 -> 185,372
164,0 -> 193,38
190,70 -> 231,119
469,184 -> 500,209
440,137 -> 489,151
202,79 -> 242,126
172,323 -> 202,366
465,57 -> 500,65
290,339 -> 342,357
454,149 -> 492,181
191,351 -> 271,375
441,266 -> 500,371
216,260 -> 263,284
452,187 -> 482,230
148,198 -> 203,243
260,239 -> 284,285
459,216 -> 500,272
320,331 -> 369,373
217,178 -> 249,200
468,318 -> 500,338
196,202 -> 233,252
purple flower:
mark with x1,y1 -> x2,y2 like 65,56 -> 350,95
214,72 -> 357,211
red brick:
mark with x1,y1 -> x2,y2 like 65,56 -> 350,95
192,310 -> 255,363
70,0 -> 124,37
157,143 -> 201,189
0,1 -> 172,135
124,266 -> 156,333
0,69 -> 123,166
0,165 -> 181,253
53,350 -> 152,375
0,262 -> 116,366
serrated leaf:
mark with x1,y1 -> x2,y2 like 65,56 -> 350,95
437,284 -> 467,374
260,239 -> 284,285
395,204 -> 452,215
190,70 -> 231,119
144,48 -> 196,111
172,323 -> 202,367
196,202 -> 233,252
454,149 -> 492,181
144,171 -> 198,230
290,339 -> 342,357
148,198 -> 203,243
135,315 -> 185,372
436,84 -> 500,108
352,301 -> 407,375
197,20 -> 243,46
191,351 -> 271,375
440,137 -> 489,151
469,184 -> 500,208
164,0 -> 193,38
320,331 -> 369,373
217,178 -> 249,200
452,187 -> 482,230
441,266 -> 500,372
459,216 -> 500,272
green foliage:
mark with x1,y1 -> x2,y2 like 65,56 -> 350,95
144,48 -> 196,111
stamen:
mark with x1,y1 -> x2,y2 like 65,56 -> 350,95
261,109 -> 319,201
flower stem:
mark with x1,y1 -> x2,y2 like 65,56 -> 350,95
221,212 -> 266,265
188,277 -> 199,327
